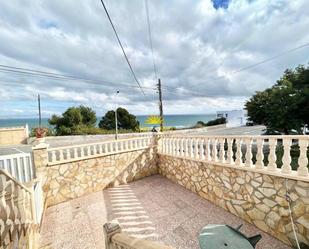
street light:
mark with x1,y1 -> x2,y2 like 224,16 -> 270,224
115,90 -> 119,140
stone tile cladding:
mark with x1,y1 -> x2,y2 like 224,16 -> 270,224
158,154 -> 309,247
40,147 -> 158,207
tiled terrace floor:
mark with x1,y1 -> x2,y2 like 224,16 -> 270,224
40,175 -> 292,249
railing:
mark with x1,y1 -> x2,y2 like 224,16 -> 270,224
0,169 -> 37,248
0,152 -> 35,183
47,136 -> 154,165
33,180 -> 44,225
158,135 -> 309,180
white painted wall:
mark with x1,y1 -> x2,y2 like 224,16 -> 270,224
216,110 -> 247,127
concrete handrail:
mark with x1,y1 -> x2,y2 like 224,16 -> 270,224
158,135 -> 309,182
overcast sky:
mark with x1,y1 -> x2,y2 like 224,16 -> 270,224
0,0 -> 308,118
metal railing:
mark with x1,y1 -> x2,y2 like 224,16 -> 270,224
0,152 -> 34,183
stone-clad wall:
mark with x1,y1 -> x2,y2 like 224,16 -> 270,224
39,147 -> 157,207
158,154 -> 309,247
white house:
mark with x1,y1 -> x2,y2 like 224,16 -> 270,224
216,110 -> 247,127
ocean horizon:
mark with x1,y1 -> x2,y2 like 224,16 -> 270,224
0,114 -> 216,130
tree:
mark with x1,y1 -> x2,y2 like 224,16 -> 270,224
99,107 -> 139,131
245,64 -> 309,134
49,105 -> 97,135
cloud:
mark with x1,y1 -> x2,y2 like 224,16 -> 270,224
0,0 -> 308,118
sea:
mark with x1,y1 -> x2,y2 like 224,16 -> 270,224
0,114 -> 216,130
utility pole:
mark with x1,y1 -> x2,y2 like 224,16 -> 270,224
38,94 -> 42,128
115,90 -> 119,140
157,78 -> 163,132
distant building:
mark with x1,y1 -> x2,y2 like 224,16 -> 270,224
216,110 -> 247,127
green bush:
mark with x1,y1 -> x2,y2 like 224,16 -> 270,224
206,117 -> 226,126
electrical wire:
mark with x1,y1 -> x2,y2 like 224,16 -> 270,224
99,0 -> 145,96
0,64 -> 156,90
189,41 -> 309,87
285,179 -> 301,249
144,0 -> 158,81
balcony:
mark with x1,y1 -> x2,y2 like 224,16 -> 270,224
39,175 -> 291,249
1,134 -> 308,249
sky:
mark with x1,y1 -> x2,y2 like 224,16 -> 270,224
0,0 -> 308,118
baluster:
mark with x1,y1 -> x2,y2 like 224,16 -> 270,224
211,138 -> 218,162
235,138 -> 243,165
174,138 -> 179,156
183,138 -> 187,157
281,138 -> 292,174
103,143 -> 107,153
267,138 -> 277,171
195,139 -> 199,159
226,138 -> 234,164
166,138 -> 170,154
59,149 -> 64,161
219,138 -> 225,163
27,156 -> 33,180
16,156 -> 23,182
73,148 -> 78,159
177,138 -> 181,156
19,156 -> 27,182
87,146 -> 91,156
119,141 -> 123,151
188,138 -> 192,158
297,139 -> 308,176
9,158 -> 15,177
244,137 -> 253,167
255,138 -> 264,169
80,147 -> 85,157
98,144 -> 102,154
123,140 -> 129,150
205,138 -> 211,161
66,149 -> 71,160
3,157 -> 8,172
51,150 -> 57,162
173,138 -> 177,155
199,139 -> 205,160
161,137 -> 164,153
179,138 -> 184,157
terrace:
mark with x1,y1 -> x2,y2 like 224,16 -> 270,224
1,134 -> 309,249
39,175 -> 290,249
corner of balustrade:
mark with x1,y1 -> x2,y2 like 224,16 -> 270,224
32,141 -> 49,169
103,223 -> 122,249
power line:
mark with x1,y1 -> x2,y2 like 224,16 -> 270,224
99,0 -> 145,96
189,41 -> 309,87
144,0 -> 158,81
0,64 -> 156,90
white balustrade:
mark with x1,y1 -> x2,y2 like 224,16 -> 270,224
212,138 -> 218,162
158,135 -> 309,181
47,136 -> 154,165
281,138 -> 292,174
226,138 -> 234,164
297,139 -> 309,177
255,138 -> 264,169
267,138 -> 277,171
0,153 -> 34,183
235,138 -> 243,166
194,139 -> 199,159
205,138 -> 211,161
200,139 -> 205,160
219,138 -> 225,163
244,137 -> 253,167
